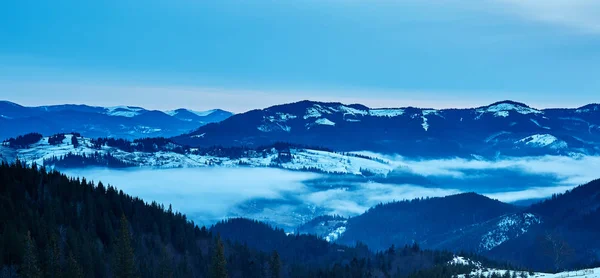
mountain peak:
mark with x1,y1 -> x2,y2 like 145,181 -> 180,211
165,108 -> 233,120
487,100 -> 530,107
477,100 -> 542,116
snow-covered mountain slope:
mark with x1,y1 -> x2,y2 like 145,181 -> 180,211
296,215 -> 349,242
423,212 -> 543,253
174,100 -> 600,158
0,134 -> 393,175
478,213 -> 542,251
0,101 -> 233,140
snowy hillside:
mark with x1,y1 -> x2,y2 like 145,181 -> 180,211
479,213 -> 542,251
457,266 -> 600,278
297,216 -> 349,242
449,256 -> 600,277
0,134 -> 393,175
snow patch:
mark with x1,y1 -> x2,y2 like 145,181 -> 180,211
422,109 -> 440,116
266,113 -> 297,123
530,119 -> 551,130
324,226 -> 347,242
480,213 -> 542,251
448,256 -> 481,268
304,104 -> 333,119
494,111 -> 509,117
482,103 -> 542,114
276,112 -> 297,121
485,131 -> 511,143
516,134 -> 567,149
337,105 -> 368,117
476,102 -> 542,119
106,106 -> 145,117
315,118 -> 336,126
421,116 -> 429,131
257,123 -> 291,132
369,109 -> 405,117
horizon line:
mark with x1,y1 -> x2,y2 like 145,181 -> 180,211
2,98 -> 598,114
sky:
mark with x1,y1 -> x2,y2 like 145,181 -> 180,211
1,0 -> 599,112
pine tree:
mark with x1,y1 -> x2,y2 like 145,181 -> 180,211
21,231 -> 41,278
65,252 -> 82,278
210,236 -> 228,278
71,136 -> 79,148
47,232 -> 62,278
115,214 -> 136,278
159,246 -> 173,278
270,251 -> 281,278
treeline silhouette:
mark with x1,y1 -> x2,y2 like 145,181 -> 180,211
43,152 -> 135,168
3,133 -> 43,148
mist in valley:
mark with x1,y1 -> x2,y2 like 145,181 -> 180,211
63,155 -> 600,230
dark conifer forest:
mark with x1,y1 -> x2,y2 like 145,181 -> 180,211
0,161 -> 489,278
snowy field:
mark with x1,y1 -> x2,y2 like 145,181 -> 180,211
451,256 -> 600,278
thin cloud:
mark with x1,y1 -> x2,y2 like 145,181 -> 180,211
484,185 -> 575,203
492,0 -> 600,34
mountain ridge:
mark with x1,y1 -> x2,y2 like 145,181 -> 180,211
174,100 -> 600,158
0,101 -> 233,140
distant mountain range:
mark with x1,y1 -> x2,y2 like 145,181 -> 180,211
0,101 -> 232,140
299,179 -> 600,271
4,99 -> 600,158
174,100 -> 600,158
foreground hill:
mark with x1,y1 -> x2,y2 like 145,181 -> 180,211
301,181 -> 600,271
333,193 -> 522,251
0,161 -> 509,278
488,179 -> 600,271
0,161 -> 293,277
0,101 -> 232,140
174,100 -> 600,158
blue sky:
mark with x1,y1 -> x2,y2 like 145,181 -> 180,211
1,0 -> 599,112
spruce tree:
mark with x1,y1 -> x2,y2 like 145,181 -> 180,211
115,214 -> 136,278
270,251 -> 281,278
210,236 -> 228,278
22,231 -> 41,278
71,136 -> 79,148
159,246 -> 173,278
65,252 -> 83,278
47,232 -> 62,278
